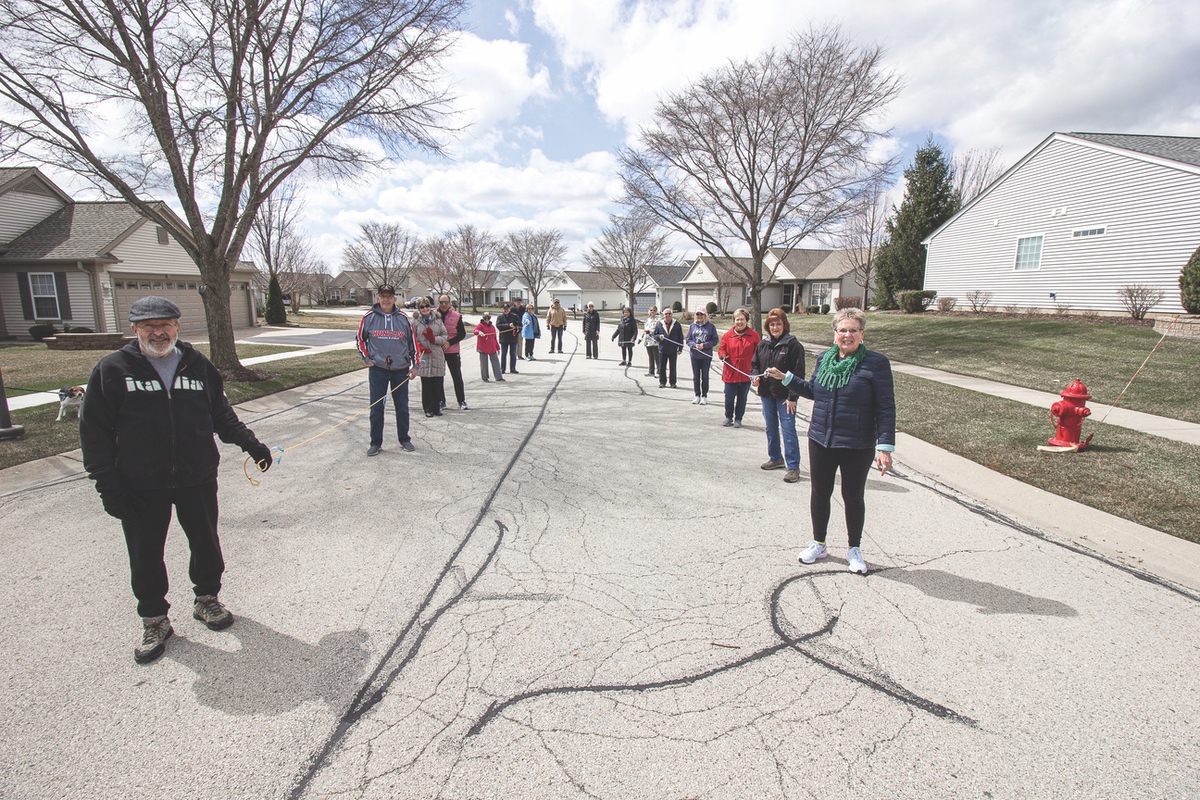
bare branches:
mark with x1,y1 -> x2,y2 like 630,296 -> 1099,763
497,228 -> 566,308
951,146 -> 1005,204
1116,284 -> 1164,320
620,24 -> 899,330
342,221 -> 425,293
583,212 -> 673,310
0,0 -> 465,368
444,224 -> 497,312
835,179 -> 889,301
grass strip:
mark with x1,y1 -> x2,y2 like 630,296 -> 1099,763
0,350 -> 364,471
893,372 -> 1200,544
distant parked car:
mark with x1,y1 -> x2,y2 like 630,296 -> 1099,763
404,297 -> 420,309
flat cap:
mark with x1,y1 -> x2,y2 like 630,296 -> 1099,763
128,296 -> 181,323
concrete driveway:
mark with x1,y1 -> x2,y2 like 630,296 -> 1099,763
1,330 -> 1197,799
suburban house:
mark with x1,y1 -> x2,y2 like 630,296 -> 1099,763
680,248 -> 868,314
922,132 -> 1199,315
643,263 -> 690,314
543,269 -> 631,313
0,167 -> 257,338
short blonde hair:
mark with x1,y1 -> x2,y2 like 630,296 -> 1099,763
832,307 -> 866,331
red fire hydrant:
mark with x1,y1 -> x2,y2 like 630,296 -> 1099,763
1048,379 -> 1092,450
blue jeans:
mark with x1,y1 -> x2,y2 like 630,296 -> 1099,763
724,381 -> 751,422
691,352 -> 711,397
761,396 -> 799,470
501,340 -> 518,372
368,366 -> 411,447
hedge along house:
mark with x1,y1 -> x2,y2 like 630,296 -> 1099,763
922,133 -> 1199,315
0,167 -> 258,339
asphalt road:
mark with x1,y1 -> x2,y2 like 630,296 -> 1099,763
2,331 -> 1197,799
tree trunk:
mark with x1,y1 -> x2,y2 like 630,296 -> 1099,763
197,254 -> 243,373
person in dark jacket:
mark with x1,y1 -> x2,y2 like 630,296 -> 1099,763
611,306 -> 638,366
777,307 -> 895,575
653,308 -> 683,388
685,307 -> 719,404
357,285 -> 418,455
497,302 -> 521,374
751,307 -> 805,483
582,302 -> 601,359
80,296 -> 273,664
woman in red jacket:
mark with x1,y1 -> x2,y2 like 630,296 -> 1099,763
717,307 -> 761,428
473,313 -> 504,382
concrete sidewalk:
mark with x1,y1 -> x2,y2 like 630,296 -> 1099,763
2,331 -> 1198,799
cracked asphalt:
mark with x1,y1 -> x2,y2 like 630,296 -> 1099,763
2,330 -> 1198,800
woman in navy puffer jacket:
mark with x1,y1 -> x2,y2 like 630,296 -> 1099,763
772,307 -> 895,575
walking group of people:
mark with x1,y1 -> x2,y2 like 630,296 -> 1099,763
585,303 -> 897,577
81,288 -> 892,665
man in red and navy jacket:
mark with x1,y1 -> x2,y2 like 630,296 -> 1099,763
356,285 -> 418,456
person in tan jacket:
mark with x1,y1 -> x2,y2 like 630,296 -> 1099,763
545,298 -> 568,353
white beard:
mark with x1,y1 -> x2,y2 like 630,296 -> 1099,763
138,331 -> 178,358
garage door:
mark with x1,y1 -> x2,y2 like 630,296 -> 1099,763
552,292 -> 580,312
112,276 -> 253,335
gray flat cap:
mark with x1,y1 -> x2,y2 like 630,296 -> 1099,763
128,296 -> 182,323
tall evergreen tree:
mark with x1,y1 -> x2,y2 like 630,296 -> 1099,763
265,273 -> 287,325
873,137 -> 959,307
1181,244 -> 1200,314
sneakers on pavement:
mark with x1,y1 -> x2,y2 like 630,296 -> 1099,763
367,445 -> 382,456
459,402 -> 469,411
134,615 -> 173,664
847,547 -> 868,574
783,468 -> 800,483
734,420 -> 742,428
723,418 -> 733,427
192,595 -> 234,631
798,541 -> 828,564
692,395 -> 701,404
401,441 -> 415,452
760,459 -> 785,470
699,396 -> 707,405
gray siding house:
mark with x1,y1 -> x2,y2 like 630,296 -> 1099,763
922,132 -> 1199,315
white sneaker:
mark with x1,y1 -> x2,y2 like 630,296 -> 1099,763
847,547 -> 868,574
692,395 -> 701,404
798,541 -> 827,564
699,396 -> 707,405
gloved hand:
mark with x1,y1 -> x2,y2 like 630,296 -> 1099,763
423,326 -> 436,344
100,489 -> 137,522
247,441 -> 273,472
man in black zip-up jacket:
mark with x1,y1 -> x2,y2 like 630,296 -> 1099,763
80,296 -> 272,664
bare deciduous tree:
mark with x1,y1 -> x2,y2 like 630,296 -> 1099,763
446,224 -> 498,312
497,228 -> 567,308
951,146 -> 1005,204
414,234 -> 455,299
835,179 -> 889,303
0,0 -> 464,373
342,222 -> 425,298
620,25 -> 900,332
583,213 -> 673,310
249,186 -> 322,311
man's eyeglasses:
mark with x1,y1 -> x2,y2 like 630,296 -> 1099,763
136,322 -> 178,333
835,328 -> 862,335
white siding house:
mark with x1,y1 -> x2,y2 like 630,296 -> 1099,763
922,132 -> 1200,315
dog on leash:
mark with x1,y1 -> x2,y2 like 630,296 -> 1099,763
56,385 -> 86,421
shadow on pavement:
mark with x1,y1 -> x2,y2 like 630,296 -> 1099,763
877,569 -> 1078,616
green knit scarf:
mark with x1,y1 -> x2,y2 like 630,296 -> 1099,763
814,345 -> 867,390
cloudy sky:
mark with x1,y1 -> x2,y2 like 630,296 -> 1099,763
97,0 -> 1200,269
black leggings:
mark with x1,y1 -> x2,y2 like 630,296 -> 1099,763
808,441 -> 875,548
619,343 -> 633,363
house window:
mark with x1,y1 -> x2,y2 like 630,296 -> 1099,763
1072,226 -> 1107,239
331,290 -> 341,301
782,284 -> 795,309
29,272 -> 60,319
811,283 -> 831,306
156,226 -> 169,245
1014,235 -> 1044,271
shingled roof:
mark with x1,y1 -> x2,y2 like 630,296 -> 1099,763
1068,132 -> 1200,169
1,202 -> 148,261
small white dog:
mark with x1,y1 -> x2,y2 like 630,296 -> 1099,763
56,385 -> 86,421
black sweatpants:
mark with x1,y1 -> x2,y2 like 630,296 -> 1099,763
808,441 -> 876,548
122,481 -> 223,618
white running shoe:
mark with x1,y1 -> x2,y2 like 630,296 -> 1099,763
692,395 -> 701,404
847,547 -> 868,574
699,396 -> 707,405
798,541 -> 827,564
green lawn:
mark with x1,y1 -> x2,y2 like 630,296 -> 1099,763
785,312 -> 1200,423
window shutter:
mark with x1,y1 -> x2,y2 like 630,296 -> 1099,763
17,272 -> 34,320
54,272 -> 73,319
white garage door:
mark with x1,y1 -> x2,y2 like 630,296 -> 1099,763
113,276 -> 254,335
